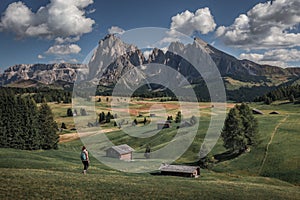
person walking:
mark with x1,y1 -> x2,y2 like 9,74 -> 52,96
81,146 -> 89,174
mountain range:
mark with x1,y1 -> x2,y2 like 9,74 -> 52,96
1,34 -> 300,101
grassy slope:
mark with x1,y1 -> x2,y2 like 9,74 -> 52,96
0,146 -> 299,200
213,102 -> 300,184
1,101 -> 300,199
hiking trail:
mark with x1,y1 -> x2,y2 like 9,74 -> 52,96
259,115 -> 289,174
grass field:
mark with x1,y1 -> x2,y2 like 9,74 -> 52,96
1,99 -> 299,199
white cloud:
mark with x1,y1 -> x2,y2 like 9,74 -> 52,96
46,44 -> 81,55
0,2 -> 34,37
87,9 -> 96,14
216,0 -> 300,49
0,0 -> 95,39
38,54 -> 45,59
55,36 -> 80,44
240,49 -> 300,68
108,26 -> 125,35
170,8 -> 216,36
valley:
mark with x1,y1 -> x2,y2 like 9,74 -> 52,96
0,99 -> 299,199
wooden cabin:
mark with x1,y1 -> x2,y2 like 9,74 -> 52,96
106,144 -> 134,161
157,121 -> 171,130
252,108 -> 264,115
159,164 -> 200,178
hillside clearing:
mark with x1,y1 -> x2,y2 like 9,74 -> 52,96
259,115 -> 289,174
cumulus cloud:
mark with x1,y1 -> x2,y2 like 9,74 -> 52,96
55,36 -> 81,44
38,54 -> 45,59
108,26 -> 125,35
170,8 -> 216,36
240,49 -> 300,68
0,0 -> 95,40
216,0 -> 300,49
46,44 -> 81,55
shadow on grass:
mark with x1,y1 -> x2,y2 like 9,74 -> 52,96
213,151 -> 243,163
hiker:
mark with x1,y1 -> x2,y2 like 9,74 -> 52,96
144,145 -> 151,159
81,146 -> 89,174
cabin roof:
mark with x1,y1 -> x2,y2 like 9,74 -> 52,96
108,144 -> 134,155
269,111 -> 280,114
252,108 -> 264,114
159,164 -> 199,173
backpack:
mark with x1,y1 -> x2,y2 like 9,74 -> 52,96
80,151 -> 87,161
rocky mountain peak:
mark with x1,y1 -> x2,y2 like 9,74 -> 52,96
87,34 -> 139,81
0,63 -> 86,86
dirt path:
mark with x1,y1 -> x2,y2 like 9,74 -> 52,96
59,128 -> 116,143
258,115 -> 289,174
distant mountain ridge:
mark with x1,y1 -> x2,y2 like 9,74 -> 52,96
86,34 -> 300,85
1,34 -> 300,101
0,63 -> 86,86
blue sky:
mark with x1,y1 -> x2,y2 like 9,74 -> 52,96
0,0 -> 299,70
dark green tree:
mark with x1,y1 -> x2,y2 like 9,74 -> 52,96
237,103 -> 258,146
175,111 -> 182,123
133,119 -> 138,126
67,108 -> 73,117
221,107 -> 247,152
99,112 -> 105,123
106,112 -> 112,123
21,97 -> 40,150
39,103 -> 59,150
61,122 -> 67,129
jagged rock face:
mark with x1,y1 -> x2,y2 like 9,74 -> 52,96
0,63 -> 86,85
99,50 -> 146,85
87,34 -> 139,82
1,34 -> 300,88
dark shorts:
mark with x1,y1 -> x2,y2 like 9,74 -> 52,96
82,160 -> 89,170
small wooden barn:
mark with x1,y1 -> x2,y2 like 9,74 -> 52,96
252,108 -> 264,115
157,121 -> 171,130
106,144 -> 134,161
159,164 -> 200,178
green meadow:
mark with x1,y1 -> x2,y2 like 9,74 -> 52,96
0,99 -> 299,199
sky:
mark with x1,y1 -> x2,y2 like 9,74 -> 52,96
0,0 -> 299,71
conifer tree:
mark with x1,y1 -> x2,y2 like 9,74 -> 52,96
23,97 -> 41,150
175,111 -> 182,123
221,104 -> 259,153
106,112 -> 111,123
221,107 -> 247,152
67,108 -> 73,117
237,103 -> 258,146
39,103 -> 59,150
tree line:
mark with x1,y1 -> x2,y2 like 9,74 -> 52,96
254,84 -> 300,104
0,87 -> 72,104
0,89 -> 58,150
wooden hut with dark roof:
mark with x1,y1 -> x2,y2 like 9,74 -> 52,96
157,121 -> 171,130
159,164 -> 200,178
252,108 -> 264,115
106,144 -> 134,161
